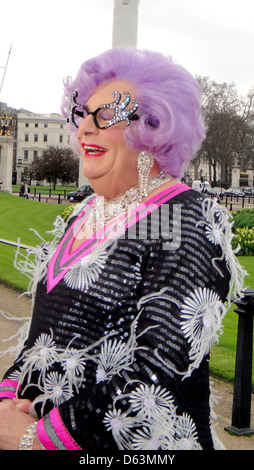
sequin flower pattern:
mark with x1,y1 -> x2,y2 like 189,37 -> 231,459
104,382 -> 202,450
17,329 -> 107,415
14,315 -> 149,417
180,287 -> 226,375
129,383 -> 176,418
18,330 -> 59,388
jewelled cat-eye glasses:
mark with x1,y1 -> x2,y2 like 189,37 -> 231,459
68,90 -> 139,129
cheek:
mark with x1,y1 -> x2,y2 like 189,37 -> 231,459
104,127 -> 126,145
105,129 -> 131,159
77,127 -> 83,146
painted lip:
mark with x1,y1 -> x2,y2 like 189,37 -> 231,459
82,143 -> 108,157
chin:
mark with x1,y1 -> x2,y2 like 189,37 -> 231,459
82,158 -> 105,181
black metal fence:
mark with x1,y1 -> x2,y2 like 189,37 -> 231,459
225,287 -> 254,436
222,194 -> 254,211
0,238 -> 32,250
18,188 -> 69,204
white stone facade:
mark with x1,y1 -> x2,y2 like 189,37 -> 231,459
16,112 -> 70,184
0,135 -> 13,192
187,159 -> 253,188
186,160 -> 214,184
112,0 -> 140,47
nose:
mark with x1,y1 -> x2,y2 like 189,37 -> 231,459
77,114 -> 99,142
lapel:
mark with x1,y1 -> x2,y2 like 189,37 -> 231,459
47,183 -> 190,293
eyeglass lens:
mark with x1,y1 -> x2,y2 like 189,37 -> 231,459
73,106 -> 115,128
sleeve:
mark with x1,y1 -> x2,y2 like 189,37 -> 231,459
0,378 -> 21,400
34,197 -> 245,451
0,335 -> 30,400
0,209 -> 82,400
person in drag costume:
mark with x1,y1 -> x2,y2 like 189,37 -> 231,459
0,48 -> 245,450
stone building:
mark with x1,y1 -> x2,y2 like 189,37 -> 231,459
186,158 -> 253,188
16,112 -> 70,184
0,134 -> 13,192
112,0 -> 140,48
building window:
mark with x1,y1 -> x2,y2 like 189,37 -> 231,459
25,123 -> 29,127
60,124 -> 63,129
44,123 -> 48,128
44,134 -> 48,142
24,150 -> 29,160
33,151 -> 38,159
35,123 -> 38,127
59,135 -> 63,143
34,134 -> 38,142
25,134 -> 29,142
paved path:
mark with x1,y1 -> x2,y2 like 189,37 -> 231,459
0,282 -> 254,450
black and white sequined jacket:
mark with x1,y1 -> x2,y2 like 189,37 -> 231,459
0,184 -> 245,450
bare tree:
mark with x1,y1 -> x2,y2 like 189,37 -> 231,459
195,77 -> 254,186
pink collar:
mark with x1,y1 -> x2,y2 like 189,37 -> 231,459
47,183 -> 190,293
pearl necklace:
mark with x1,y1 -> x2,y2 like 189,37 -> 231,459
86,171 -> 173,235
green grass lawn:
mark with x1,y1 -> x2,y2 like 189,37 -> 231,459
210,256 -> 254,385
0,192 -> 67,244
0,191 -> 253,384
0,192 -> 68,290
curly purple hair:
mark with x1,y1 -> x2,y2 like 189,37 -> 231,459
61,48 -> 206,178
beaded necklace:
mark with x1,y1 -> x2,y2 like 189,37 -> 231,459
86,171 -> 173,234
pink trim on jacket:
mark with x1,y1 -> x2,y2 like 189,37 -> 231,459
37,407 -> 82,450
0,379 -> 19,399
47,183 -> 190,292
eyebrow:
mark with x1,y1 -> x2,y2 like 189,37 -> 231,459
77,103 -> 100,113
83,104 -> 91,112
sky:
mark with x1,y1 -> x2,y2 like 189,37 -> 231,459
0,0 -> 253,115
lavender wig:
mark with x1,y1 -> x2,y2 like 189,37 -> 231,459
61,48 -> 206,178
